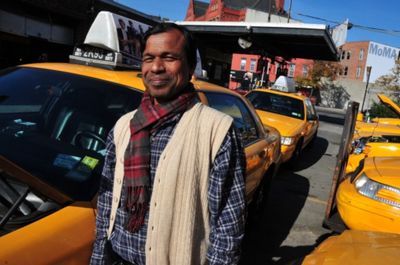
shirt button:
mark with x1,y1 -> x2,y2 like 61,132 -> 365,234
140,246 -> 145,251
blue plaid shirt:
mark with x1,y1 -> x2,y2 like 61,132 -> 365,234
90,112 -> 246,265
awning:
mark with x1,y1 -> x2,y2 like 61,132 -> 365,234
175,21 -> 339,61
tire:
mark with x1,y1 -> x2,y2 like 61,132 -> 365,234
309,131 -> 317,148
248,166 -> 275,222
288,139 -> 303,167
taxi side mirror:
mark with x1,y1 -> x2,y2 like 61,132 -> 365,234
307,114 -> 317,121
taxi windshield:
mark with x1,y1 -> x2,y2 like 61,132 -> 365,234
0,67 -> 142,200
247,91 -> 305,120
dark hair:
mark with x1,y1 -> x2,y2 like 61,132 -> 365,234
142,23 -> 197,71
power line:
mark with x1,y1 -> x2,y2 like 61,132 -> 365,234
297,13 -> 400,37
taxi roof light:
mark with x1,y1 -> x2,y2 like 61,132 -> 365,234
69,11 -> 151,70
271,76 -> 296,93
84,11 -> 120,52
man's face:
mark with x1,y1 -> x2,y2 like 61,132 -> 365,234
142,29 -> 193,104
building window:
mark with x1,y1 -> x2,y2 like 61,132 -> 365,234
344,66 -> 348,76
240,58 -> 246,71
302,65 -> 309,77
359,49 -> 364,60
341,50 -> 346,60
347,51 -> 351,60
356,66 -> 361,78
250,59 -> 257,72
288,63 -> 296,77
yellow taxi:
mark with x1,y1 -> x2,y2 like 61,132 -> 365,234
336,156 -> 400,234
347,133 -> 400,173
301,229 -> 400,265
246,76 -> 319,164
355,94 -> 400,137
0,11 -> 280,264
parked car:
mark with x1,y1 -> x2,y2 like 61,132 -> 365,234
301,229 -> 400,265
246,80 -> 318,164
336,156 -> 400,234
0,11 -> 281,264
347,133 -> 400,173
355,94 -> 400,138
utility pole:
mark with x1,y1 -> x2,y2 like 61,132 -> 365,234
287,0 -> 293,23
268,0 -> 272,22
361,66 -> 372,112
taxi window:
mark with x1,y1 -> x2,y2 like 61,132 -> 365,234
204,92 -> 259,146
247,91 -> 305,120
0,67 -> 143,200
304,98 -> 317,118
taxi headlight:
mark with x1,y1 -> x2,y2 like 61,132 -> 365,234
354,173 -> 400,208
355,174 -> 379,197
281,136 -> 295,146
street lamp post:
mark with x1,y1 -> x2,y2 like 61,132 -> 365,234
268,0 -> 272,22
287,0 -> 293,23
361,66 -> 372,112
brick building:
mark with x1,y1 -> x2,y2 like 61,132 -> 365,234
185,0 -> 285,22
338,41 -> 400,83
337,41 -> 369,81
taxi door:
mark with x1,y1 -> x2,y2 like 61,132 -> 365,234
201,91 -> 272,203
303,98 -> 319,145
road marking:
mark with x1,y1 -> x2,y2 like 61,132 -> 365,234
307,196 -> 327,205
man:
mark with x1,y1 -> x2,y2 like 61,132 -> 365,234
127,20 -> 141,57
90,23 -> 246,265
117,19 -> 130,54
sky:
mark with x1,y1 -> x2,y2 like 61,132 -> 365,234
119,0 -> 400,48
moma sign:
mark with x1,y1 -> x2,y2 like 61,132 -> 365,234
365,42 -> 400,83
369,42 -> 399,60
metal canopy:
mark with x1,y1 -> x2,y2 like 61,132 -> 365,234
176,21 -> 339,61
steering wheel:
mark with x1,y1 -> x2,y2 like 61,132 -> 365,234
72,131 -> 106,149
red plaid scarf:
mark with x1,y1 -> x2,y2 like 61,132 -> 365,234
124,84 -> 197,232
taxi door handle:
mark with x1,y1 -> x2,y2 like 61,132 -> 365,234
259,148 -> 268,158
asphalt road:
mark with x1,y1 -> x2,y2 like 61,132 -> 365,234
240,120 -> 344,265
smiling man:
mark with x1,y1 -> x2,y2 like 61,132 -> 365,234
90,23 -> 246,265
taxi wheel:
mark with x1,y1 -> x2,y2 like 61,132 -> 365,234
289,139 -> 303,167
249,167 -> 274,221
309,131 -> 318,147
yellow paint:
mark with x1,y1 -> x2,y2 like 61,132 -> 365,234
355,94 -> 400,137
302,230 -> 400,265
0,202 -> 96,265
337,157 -> 400,234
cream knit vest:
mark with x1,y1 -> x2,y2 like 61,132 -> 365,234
111,103 -> 233,265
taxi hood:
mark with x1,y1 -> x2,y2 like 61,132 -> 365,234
256,110 -> 304,136
377,94 -> 400,117
364,157 -> 400,188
